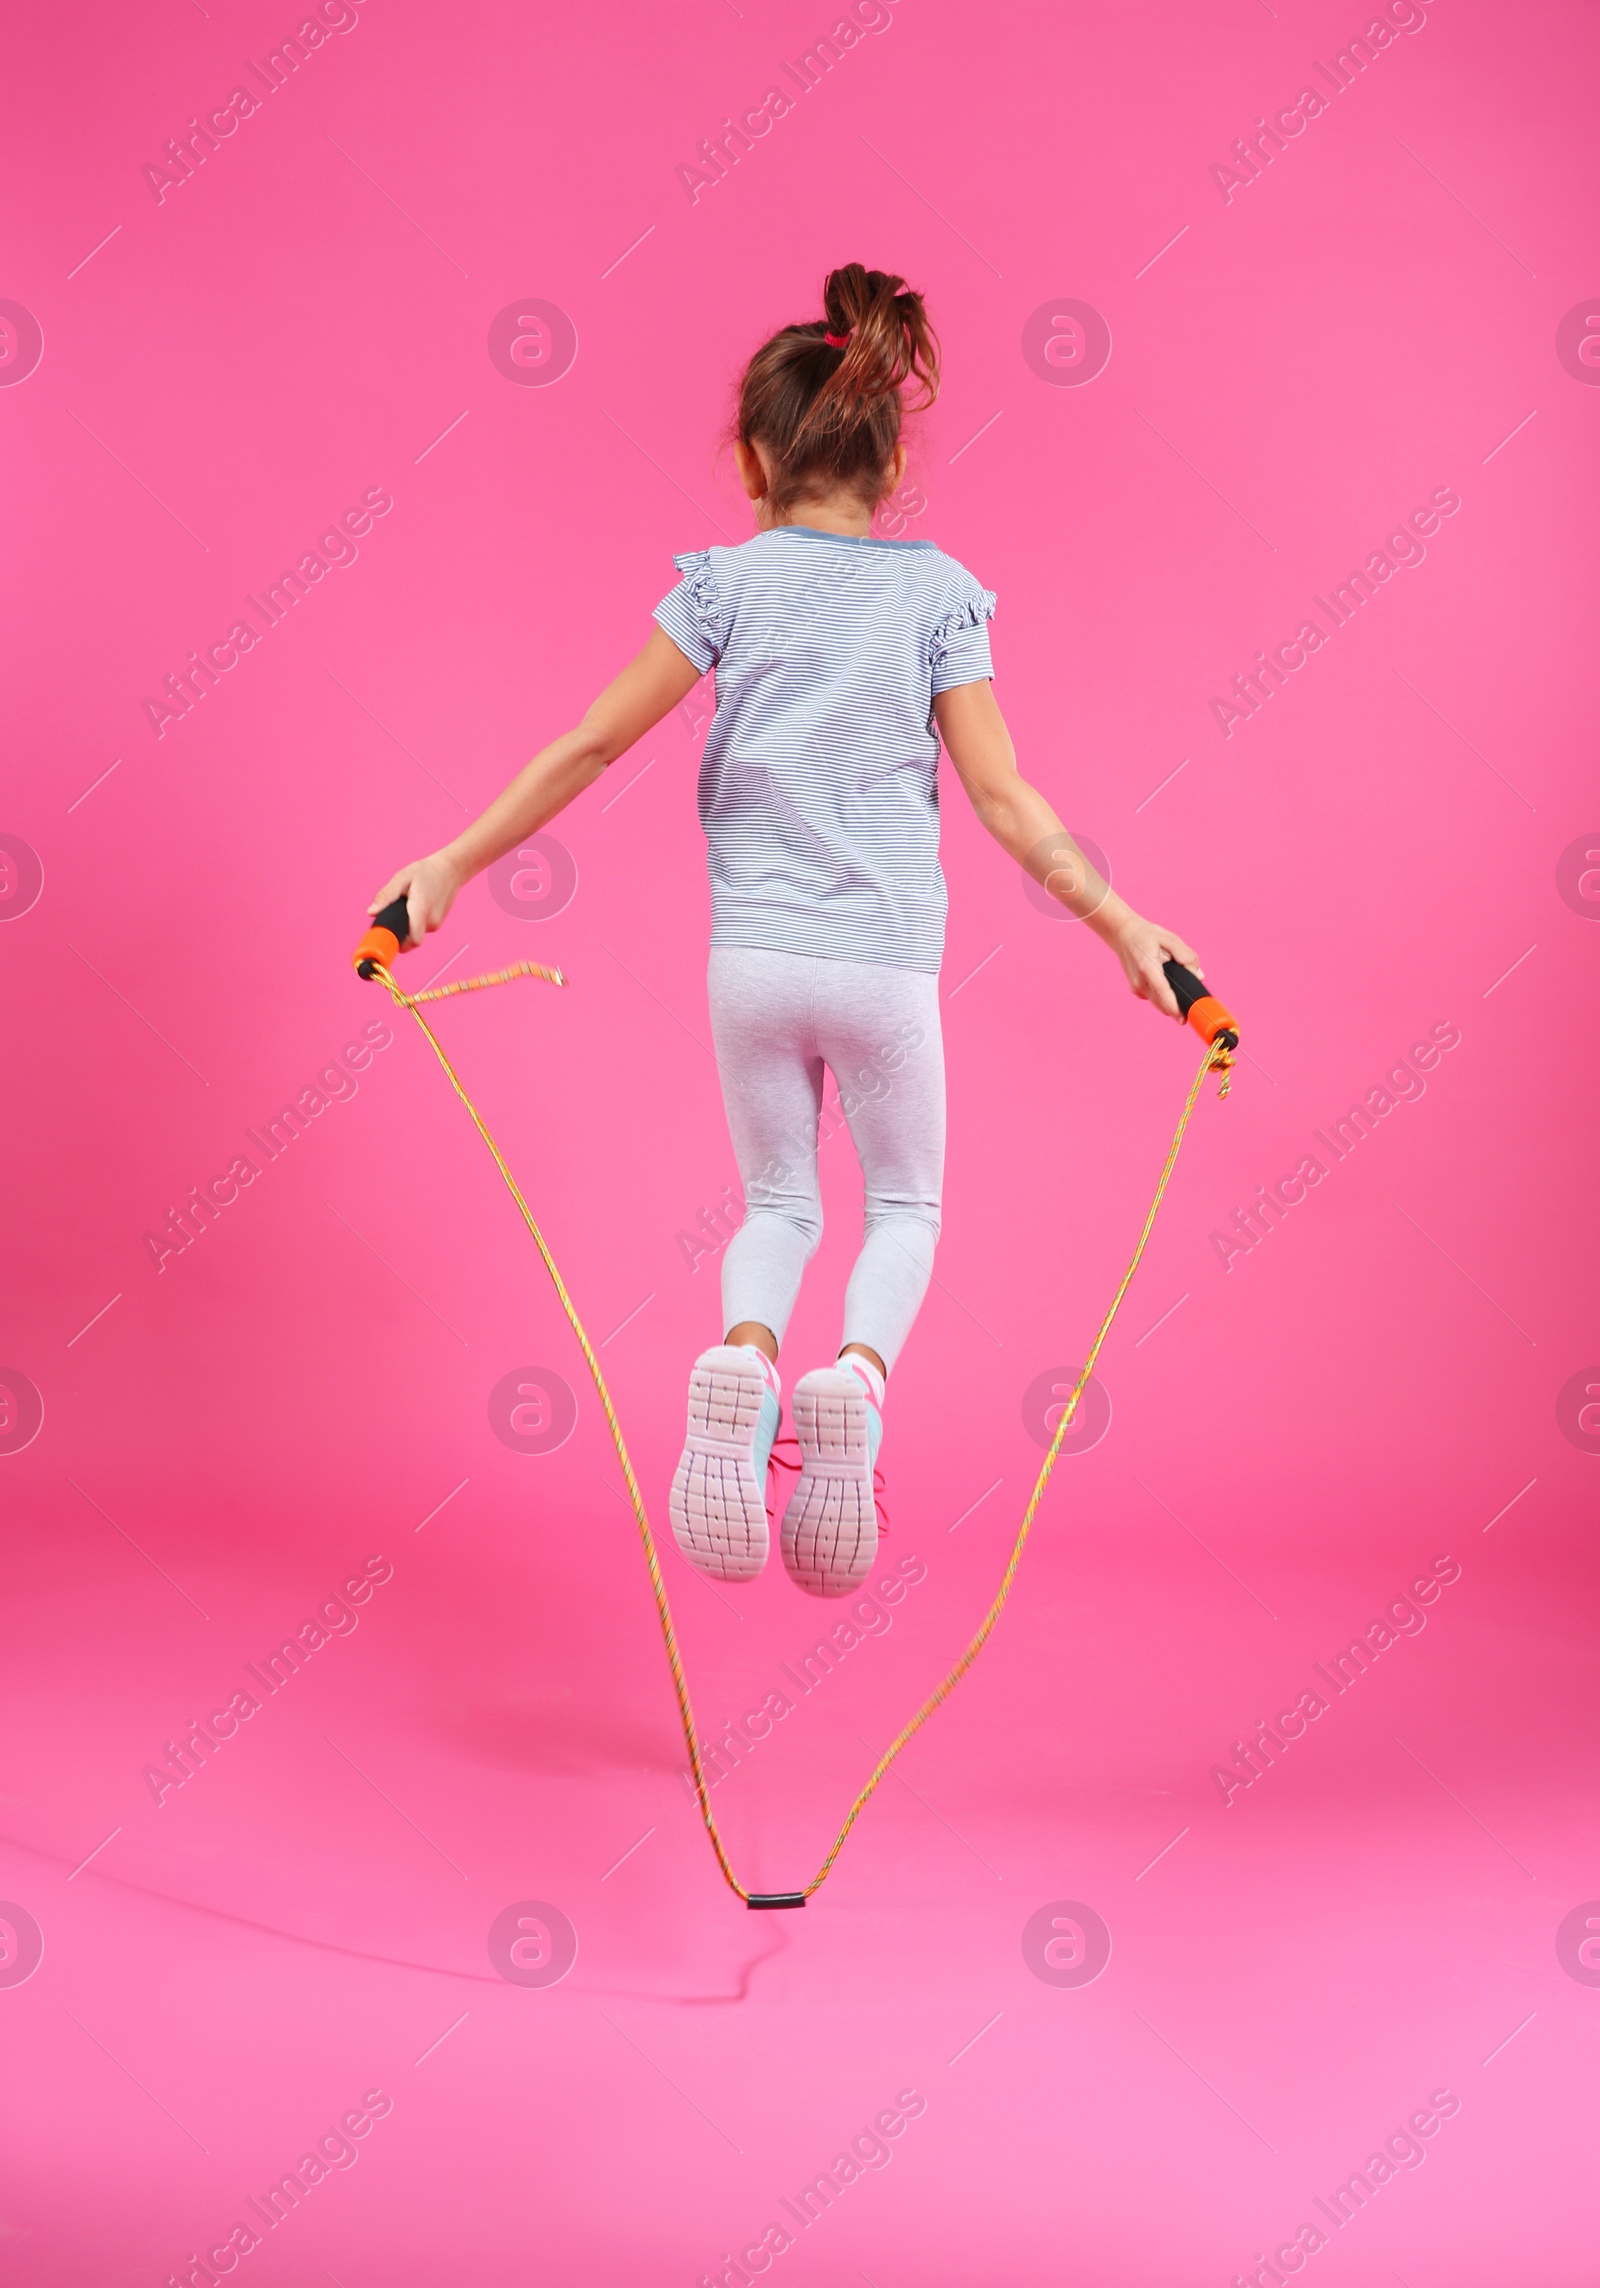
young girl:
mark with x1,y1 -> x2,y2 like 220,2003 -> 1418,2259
368,263 -> 1200,1602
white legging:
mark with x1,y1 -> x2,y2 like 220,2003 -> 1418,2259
707,947 -> 945,1375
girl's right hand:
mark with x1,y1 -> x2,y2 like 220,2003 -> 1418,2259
366,849 -> 464,950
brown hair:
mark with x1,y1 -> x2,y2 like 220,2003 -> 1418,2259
734,263 -> 939,520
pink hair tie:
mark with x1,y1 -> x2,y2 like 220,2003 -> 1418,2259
824,330 -> 851,348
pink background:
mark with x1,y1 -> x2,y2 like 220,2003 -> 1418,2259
3,0 -> 1597,2280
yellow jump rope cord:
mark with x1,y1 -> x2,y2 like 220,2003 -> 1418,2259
373,960 -> 1230,1904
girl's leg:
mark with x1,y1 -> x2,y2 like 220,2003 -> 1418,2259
707,948 -> 826,1349
667,950 -> 823,1585
816,960 -> 945,1376
778,960 -> 944,1597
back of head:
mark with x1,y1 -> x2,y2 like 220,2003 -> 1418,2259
735,263 -> 939,520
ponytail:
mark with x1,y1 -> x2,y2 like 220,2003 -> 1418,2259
734,263 -> 939,519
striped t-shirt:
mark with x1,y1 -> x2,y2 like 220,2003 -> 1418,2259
654,524 -> 996,972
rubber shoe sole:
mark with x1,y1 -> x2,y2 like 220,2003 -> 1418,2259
781,1368 -> 878,1599
669,1346 -> 772,1583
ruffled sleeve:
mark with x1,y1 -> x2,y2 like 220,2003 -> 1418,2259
654,548 -> 725,674
929,578 -> 998,694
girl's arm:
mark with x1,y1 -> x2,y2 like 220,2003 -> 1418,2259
933,679 -> 1200,1020
368,628 -> 703,947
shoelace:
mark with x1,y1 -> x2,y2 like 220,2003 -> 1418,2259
765,1433 -> 891,1530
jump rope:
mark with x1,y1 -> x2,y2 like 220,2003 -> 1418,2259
354,893 -> 1239,1907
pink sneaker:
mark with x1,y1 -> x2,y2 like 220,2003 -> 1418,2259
780,1368 -> 883,1598
669,1347 -> 780,1584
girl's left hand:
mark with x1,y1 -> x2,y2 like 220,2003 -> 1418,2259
366,849 -> 464,949
1101,913 -> 1201,1020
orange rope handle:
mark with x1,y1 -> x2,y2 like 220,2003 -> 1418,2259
368,960 -> 1229,1903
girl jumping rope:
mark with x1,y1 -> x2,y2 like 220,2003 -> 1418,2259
368,263 -> 1201,1605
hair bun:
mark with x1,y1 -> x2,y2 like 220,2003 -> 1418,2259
733,262 -> 940,519
813,262 -> 938,426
